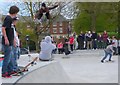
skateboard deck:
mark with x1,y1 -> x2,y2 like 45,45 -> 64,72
13,57 -> 38,76
105,60 -> 115,63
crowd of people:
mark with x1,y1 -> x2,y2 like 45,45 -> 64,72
52,30 -> 119,56
76,30 -> 119,55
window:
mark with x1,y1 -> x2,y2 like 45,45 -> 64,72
53,28 -> 57,33
59,28 -> 63,33
60,23 -> 62,26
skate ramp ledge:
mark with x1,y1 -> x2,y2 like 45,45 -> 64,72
14,62 -> 71,83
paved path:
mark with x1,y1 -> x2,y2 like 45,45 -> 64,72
54,50 -> 118,83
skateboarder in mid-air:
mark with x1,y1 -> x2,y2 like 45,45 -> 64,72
34,3 -> 59,22
101,42 -> 115,63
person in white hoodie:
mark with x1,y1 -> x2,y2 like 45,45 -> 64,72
39,36 -> 56,61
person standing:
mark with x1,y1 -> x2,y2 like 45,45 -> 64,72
2,6 -> 19,78
77,31 -> 85,50
92,30 -> 97,50
69,35 -> 74,52
118,38 -> 120,55
11,17 -> 20,73
86,31 -> 92,49
112,36 -> 118,55
102,30 -> 108,49
57,42 -> 63,54
63,37 -> 70,55
97,33 -> 103,49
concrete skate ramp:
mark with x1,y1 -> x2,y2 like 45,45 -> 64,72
15,62 -> 71,83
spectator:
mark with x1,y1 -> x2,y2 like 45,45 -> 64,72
2,6 -> 19,78
11,17 -> 20,73
63,37 -> 70,55
118,38 -> 120,55
39,36 -> 56,61
77,31 -> 85,50
97,33 -> 103,49
52,41 -> 57,54
69,35 -> 74,52
112,36 -> 118,55
57,42 -> 64,54
86,31 -> 92,49
102,30 -> 108,49
92,30 -> 98,50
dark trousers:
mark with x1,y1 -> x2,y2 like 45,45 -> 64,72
70,44 -> 73,51
118,47 -> 120,55
92,39 -> 97,49
58,48 -> 63,54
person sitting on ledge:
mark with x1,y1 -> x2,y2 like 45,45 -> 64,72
39,36 -> 56,61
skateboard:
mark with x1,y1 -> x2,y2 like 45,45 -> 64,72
105,60 -> 115,63
12,57 -> 38,76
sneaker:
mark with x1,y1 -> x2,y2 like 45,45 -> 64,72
101,60 -> 104,63
10,71 -> 17,75
2,72 -> 12,78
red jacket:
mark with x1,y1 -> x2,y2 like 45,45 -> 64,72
57,43 -> 63,49
69,36 -> 74,44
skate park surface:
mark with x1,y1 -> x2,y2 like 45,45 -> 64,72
1,49 -> 118,83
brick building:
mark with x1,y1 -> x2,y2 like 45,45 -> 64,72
49,15 -> 72,43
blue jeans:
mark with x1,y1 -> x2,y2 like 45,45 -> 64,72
2,45 -> 14,74
102,50 -> 112,61
13,46 -> 19,71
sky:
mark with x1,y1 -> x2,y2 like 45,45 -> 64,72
0,1 -> 75,19
0,2 -> 13,15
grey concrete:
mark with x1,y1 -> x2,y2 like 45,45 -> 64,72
54,50 -> 118,83
2,49 -> 118,83
15,62 -> 70,83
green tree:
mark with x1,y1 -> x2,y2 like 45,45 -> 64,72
73,2 -> 118,34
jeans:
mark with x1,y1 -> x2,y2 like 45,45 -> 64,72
92,39 -> 97,49
13,46 -> 19,71
102,50 -> 112,61
2,45 -> 14,74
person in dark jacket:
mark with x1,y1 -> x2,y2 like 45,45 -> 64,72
97,33 -> 103,49
77,31 -> 85,50
102,30 -> 108,49
92,30 -> 98,49
35,3 -> 59,20
63,37 -> 70,55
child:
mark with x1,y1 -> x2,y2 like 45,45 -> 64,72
101,42 -> 115,63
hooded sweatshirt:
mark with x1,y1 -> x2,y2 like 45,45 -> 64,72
39,36 -> 56,60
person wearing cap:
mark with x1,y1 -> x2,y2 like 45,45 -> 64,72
101,42 -> 115,63
35,3 -> 59,20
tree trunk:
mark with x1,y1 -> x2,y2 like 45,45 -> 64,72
91,11 -> 96,31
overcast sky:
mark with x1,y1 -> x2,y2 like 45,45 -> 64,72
0,2 -> 75,19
